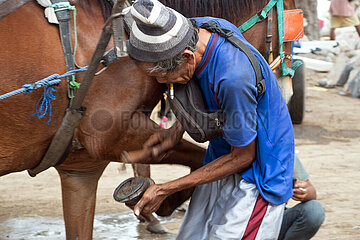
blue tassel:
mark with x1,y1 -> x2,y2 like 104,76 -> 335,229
33,86 -> 57,124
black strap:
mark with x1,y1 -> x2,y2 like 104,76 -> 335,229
102,48 -> 117,67
200,21 -> 266,96
51,0 -> 75,99
265,9 -> 273,62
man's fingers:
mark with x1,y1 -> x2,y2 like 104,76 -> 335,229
134,199 -> 145,217
294,180 -> 307,188
292,196 -> 302,201
143,133 -> 162,148
152,138 -> 174,157
293,189 -> 306,196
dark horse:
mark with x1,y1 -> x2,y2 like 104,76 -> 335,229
0,0 -> 295,239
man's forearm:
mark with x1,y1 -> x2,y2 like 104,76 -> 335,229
160,140 -> 256,196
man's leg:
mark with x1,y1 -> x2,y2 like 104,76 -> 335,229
329,14 -> 339,40
177,175 -> 284,240
355,25 -> 360,38
330,28 -> 336,40
278,200 -> 325,240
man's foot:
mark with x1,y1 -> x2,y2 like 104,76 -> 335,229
317,79 -> 335,88
338,90 -> 349,96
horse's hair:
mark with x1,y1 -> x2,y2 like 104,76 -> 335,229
98,0 -> 113,21
96,0 -> 269,23
160,0 -> 268,21
74,0 -> 113,20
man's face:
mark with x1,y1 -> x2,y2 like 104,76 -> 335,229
137,51 -> 196,84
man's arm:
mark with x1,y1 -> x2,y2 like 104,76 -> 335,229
134,140 -> 256,216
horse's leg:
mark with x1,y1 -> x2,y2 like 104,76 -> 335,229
132,163 -> 150,177
55,151 -> 109,240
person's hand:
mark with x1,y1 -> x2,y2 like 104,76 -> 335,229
292,179 -> 316,202
133,184 -> 168,217
143,121 -> 184,158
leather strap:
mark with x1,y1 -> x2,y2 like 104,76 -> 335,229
102,48 -> 117,66
265,9 -> 273,63
51,0 -> 75,99
201,21 -> 266,96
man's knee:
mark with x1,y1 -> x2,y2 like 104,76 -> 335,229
301,200 -> 325,230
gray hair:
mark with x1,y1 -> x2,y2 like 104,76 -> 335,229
148,21 -> 199,73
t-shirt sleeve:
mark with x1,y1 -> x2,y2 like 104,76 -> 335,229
293,154 -> 310,181
215,54 -> 258,147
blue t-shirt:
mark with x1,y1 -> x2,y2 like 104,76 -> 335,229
193,17 -> 295,205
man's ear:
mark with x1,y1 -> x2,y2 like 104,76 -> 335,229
182,50 -> 196,65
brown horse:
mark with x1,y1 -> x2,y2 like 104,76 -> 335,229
0,0 -> 204,238
0,0 -> 295,239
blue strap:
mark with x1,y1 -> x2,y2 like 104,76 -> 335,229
276,1 -> 295,77
292,59 -> 303,71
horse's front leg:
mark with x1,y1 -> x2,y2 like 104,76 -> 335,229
56,152 -> 109,240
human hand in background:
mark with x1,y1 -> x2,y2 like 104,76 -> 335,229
143,120 -> 184,158
292,179 -> 317,202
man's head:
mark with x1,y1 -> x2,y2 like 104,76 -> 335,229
128,0 -> 198,84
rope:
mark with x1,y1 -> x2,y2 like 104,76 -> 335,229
0,67 -> 88,124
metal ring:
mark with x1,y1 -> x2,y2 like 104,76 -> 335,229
113,176 -> 145,202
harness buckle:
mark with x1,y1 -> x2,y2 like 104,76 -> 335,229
257,9 -> 268,21
257,79 -> 266,96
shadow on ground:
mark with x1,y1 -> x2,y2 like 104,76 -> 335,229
294,125 -> 360,144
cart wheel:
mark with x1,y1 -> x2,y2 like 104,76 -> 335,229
288,60 -> 305,124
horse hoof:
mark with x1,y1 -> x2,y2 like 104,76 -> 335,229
146,223 -> 168,234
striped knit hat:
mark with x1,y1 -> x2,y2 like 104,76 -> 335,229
128,0 -> 194,62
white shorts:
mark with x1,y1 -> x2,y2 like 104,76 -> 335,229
176,174 -> 285,240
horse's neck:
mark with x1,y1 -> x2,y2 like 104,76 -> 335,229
0,0 -> 32,20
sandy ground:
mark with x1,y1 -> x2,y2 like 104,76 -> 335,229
1,63 -> 360,239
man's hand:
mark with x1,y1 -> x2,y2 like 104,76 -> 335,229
134,184 -> 168,217
143,121 -> 184,158
292,179 -> 316,202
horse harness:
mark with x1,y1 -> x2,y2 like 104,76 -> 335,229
239,0 -> 302,77
28,0 -> 130,176
0,0 -> 129,176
